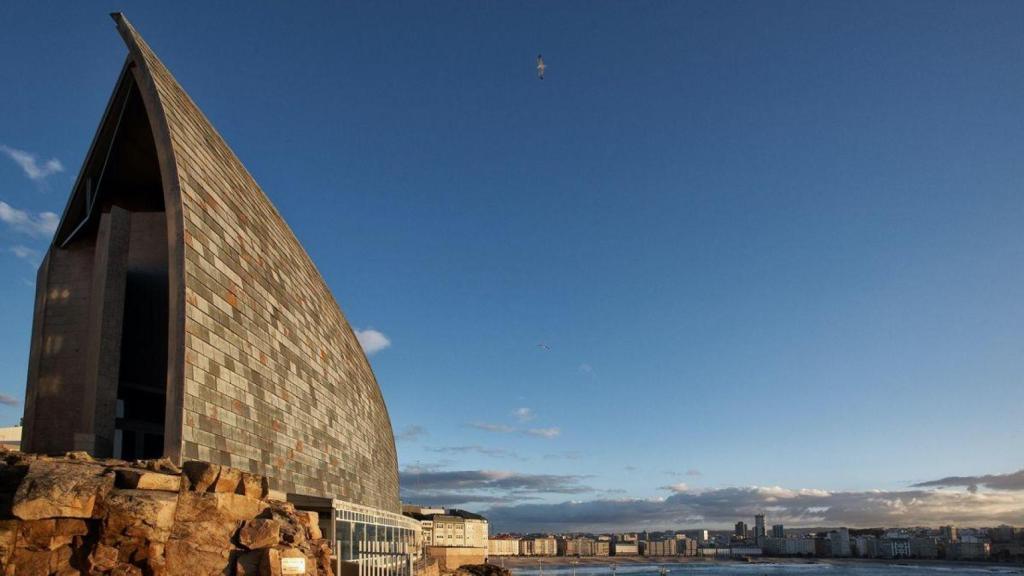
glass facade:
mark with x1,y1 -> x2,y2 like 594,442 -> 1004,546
331,499 -> 421,576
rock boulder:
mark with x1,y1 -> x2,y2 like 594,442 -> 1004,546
12,460 -> 114,520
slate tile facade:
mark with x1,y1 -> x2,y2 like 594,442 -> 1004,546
25,14 -> 400,514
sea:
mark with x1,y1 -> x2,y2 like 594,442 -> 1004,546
508,562 -> 1024,576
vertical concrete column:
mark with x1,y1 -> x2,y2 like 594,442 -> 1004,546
78,206 -> 131,456
20,252 -> 53,452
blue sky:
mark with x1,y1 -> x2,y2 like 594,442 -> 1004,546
1,2 -> 1023,530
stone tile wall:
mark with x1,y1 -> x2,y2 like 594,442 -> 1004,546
116,16 -> 399,512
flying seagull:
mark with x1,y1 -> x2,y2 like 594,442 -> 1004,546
537,342 -> 551,351
536,54 -> 546,80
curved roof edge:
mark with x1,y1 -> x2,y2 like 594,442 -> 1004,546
105,13 -> 399,510
110,11 -> 189,464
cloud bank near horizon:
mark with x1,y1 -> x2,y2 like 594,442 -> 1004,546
399,466 -> 1024,532
912,468 -> 1024,493
400,468 -> 593,506
483,484 -> 1024,533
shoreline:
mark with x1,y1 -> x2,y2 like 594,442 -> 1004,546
491,556 -> 1024,571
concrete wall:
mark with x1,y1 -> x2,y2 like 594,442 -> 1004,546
22,242 -> 96,455
22,206 -> 136,458
425,547 -> 487,571
413,558 -> 440,576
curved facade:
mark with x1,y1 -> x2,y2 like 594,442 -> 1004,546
21,14 -> 399,512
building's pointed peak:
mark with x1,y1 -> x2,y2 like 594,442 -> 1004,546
110,12 -> 133,39
110,12 -> 146,55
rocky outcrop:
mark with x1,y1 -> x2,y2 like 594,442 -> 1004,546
455,565 -> 510,576
0,451 -> 332,576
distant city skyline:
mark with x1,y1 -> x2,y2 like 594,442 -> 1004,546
1,2 -> 1023,533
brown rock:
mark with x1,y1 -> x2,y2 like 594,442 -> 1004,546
272,502 -> 295,514
182,461 -> 220,493
110,562 -> 144,576
275,519 -> 305,548
137,458 -> 182,475
89,543 -> 120,572
10,545 -> 73,575
104,536 -> 147,571
258,547 -> 281,576
294,511 -> 322,540
0,519 -> 17,567
55,564 -> 82,576
142,541 -> 167,576
164,520 -> 236,576
238,472 -> 266,499
13,518 -> 47,550
64,451 -> 93,462
236,549 -> 263,576
239,518 -> 281,550
11,547 -> 52,576
212,466 -> 242,494
102,489 -> 177,544
261,504 -> 306,548
315,541 -> 334,576
51,519 -> 89,549
115,469 -> 183,492
54,519 -> 88,538
17,519 -> 58,550
11,460 -> 114,520
2,452 -> 40,467
175,492 -> 268,524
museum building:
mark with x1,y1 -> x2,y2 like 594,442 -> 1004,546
20,13 -> 419,574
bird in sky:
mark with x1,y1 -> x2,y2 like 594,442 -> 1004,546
537,342 -> 551,351
536,54 -> 546,80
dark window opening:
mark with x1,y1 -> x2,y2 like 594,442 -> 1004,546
63,72 -> 170,460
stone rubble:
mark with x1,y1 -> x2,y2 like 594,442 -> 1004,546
0,450 -> 334,576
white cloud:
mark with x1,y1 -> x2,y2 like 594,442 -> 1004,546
0,201 -> 59,237
470,421 -> 561,439
913,468 -> 1024,492
9,245 -> 40,263
661,483 -> 689,493
355,327 -> 391,355
0,394 -> 19,407
578,363 -> 593,374
396,425 -> 427,442
513,407 -> 534,422
470,422 -> 516,434
428,445 -> 525,461
526,427 -> 561,439
0,145 -> 63,181
399,468 -> 593,506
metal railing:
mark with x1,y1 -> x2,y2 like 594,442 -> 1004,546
350,543 -> 413,576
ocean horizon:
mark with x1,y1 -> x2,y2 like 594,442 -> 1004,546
507,561 -> 1024,576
